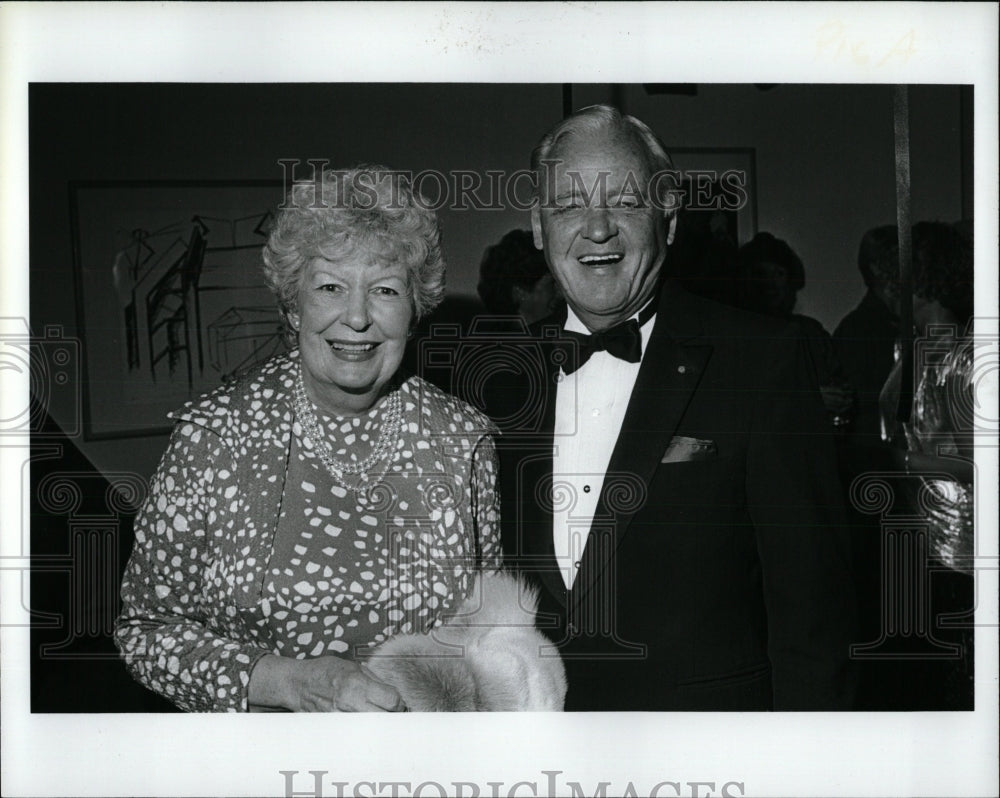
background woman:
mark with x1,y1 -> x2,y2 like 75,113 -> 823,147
881,220 -> 975,547
738,231 -> 855,426
876,219 -> 975,709
476,228 -> 563,325
115,165 -> 502,712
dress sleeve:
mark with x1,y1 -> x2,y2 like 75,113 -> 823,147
470,433 -> 503,571
114,421 -> 271,712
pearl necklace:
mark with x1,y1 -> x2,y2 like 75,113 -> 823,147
292,366 -> 403,493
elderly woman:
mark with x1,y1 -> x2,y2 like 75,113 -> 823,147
114,166 -> 502,712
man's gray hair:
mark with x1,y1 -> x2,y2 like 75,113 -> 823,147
530,104 -> 674,175
530,104 -> 677,208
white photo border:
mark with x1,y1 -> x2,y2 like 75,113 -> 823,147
2,3 -> 997,797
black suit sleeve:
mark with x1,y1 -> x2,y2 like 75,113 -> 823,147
746,324 -> 859,709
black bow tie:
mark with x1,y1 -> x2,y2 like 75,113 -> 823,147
562,303 -> 657,374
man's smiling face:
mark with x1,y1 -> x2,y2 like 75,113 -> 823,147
531,127 -> 676,332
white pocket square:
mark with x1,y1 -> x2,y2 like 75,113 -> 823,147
661,436 -> 718,463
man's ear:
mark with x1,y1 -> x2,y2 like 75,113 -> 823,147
531,204 -> 544,250
665,209 -> 679,246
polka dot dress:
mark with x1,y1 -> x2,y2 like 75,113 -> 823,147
264,378 -> 497,660
114,352 -> 501,712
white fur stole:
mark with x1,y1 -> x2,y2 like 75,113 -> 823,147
366,571 -> 566,711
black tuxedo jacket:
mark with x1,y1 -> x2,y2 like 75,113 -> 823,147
483,284 -> 857,710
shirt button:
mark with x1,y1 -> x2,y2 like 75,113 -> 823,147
677,365 -> 687,374
592,408 -> 600,417
574,561 -> 581,569
583,485 -> 591,493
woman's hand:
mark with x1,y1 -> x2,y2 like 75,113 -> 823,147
248,654 -> 405,712
889,446 -> 974,485
289,656 -> 406,712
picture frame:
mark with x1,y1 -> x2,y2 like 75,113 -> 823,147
669,147 -> 758,244
662,148 -> 757,305
70,180 -> 288,439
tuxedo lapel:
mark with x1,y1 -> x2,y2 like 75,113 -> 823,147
570,285 -> 712,603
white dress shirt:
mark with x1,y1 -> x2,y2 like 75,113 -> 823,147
552,305 -> 656,589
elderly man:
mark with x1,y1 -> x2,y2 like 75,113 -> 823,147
485,105 -> 857,710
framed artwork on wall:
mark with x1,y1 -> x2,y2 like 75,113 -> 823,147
70,180 -> 288,439
668,147 -> 758,244
665,148 -> 757,306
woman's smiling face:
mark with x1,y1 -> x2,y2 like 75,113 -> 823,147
294,253 -> 413,416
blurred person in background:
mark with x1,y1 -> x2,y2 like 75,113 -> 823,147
833,225 -> 900,444
738,232 -> 855,427
477,228 -> 564,325
877,220 -> 975,708
668,207 -> 741,308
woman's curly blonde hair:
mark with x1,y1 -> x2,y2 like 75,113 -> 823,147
262,164 -> 446,344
